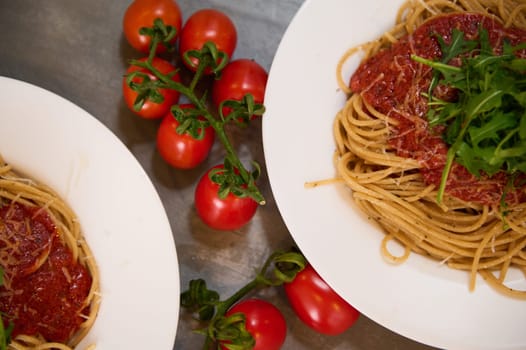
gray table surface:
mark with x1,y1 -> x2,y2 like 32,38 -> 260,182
0,1 -> 438,349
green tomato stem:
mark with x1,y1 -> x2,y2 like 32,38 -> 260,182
201,251 -> 296,347
147,36 -> 159,63
202,279 -> 261,349
189,56 -> 210,92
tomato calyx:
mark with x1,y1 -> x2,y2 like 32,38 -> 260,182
180,249 -> 307,349
211,313 -> 255,350
138,17 -> 178,54
170,104 -> 211,140
182,41 -> 230,83
125,70 -> 167,111
219,94 -> 265,126
208,160 -> 261,201
256,250 -> 308,285
125,58 -> 182,113
180,279 -> 219,321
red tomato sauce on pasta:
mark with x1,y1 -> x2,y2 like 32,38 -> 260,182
0,202 -> 92,343
350,13 -> 526,205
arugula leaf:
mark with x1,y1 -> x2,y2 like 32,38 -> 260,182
0,267 -> 12,350
425,29 -> 478,96
469,112 -> 516,145
0,320 -> 12,350
519,110 -> 526,139
412,27 -> 526,203
464,89 -> 504,122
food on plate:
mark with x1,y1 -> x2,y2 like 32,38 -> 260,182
0,155 -> 100,349
334,0 -> 526,297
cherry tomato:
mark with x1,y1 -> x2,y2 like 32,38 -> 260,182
179,9 -> 237,73
123,57 -> 181,119
123,0 -> 182,54
284,264 -> 360,335
156,104 -> 215,169
194,165 -> 258,231
211,59 -> 268,118
223,299 -> 286,350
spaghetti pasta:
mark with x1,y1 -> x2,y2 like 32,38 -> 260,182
333,0 -> 526,298
0,154 -> 100,349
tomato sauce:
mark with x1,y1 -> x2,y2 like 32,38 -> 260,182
350,13 -> 526,205
0,202 -> 92,343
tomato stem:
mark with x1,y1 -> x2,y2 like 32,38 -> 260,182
181,250 -> 306,349
216,279 -> 261,318
127,18 -> 265,205
138,57 -> 265,205
188,57 -> 207,92
147,36 -> 159,63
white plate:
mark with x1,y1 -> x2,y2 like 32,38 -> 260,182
0,76 -> 180,349
262,1 -> 526,349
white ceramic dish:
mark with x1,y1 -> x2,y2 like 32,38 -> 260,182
262,1 -> 526,349
0,76 -> 180,349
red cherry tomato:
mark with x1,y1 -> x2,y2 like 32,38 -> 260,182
194,165 -> 258,231
211,59 -> 268,118
223,299 -> 286,350
156,105 -> 215,169
123,0 -> 182,54
284,264 -> 360,335
179,8 -> 237,73
123,57 -> 181,119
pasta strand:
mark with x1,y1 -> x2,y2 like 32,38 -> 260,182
332,0 -> 526,298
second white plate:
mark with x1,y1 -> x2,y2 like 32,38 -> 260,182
262,1 -> 526,349
0,76 -> 180,349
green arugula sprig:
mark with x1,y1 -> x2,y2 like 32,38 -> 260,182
180,249 -> 307,350
0,267 -> 13,350
412,28 -> 526,203
0,312 -> 12,350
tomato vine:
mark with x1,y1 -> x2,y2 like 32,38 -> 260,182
180,249 -> 307,349
123,15 -> 266,205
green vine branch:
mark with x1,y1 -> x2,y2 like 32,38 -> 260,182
180,249 -> 307,349
125,18 -> 266,204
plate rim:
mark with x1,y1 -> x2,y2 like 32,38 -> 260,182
262,1 -> 526,349
0,75 -> 180,349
